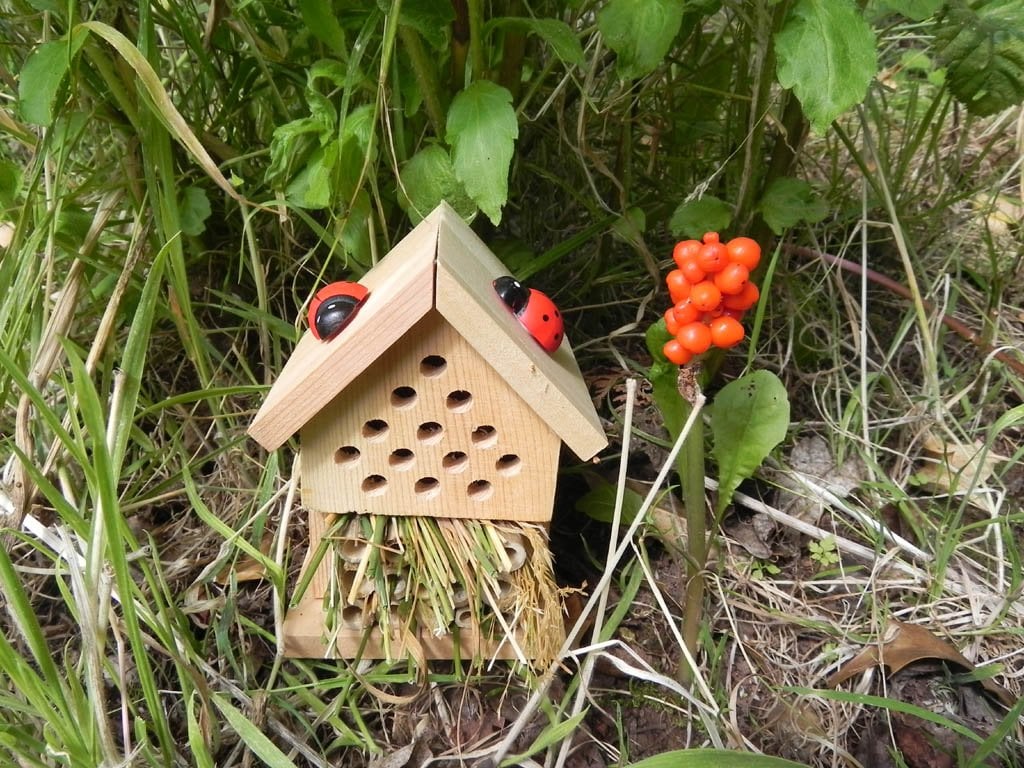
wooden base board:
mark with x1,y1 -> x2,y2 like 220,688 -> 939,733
282,597 -> 563,662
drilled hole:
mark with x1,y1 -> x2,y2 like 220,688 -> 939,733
445,390 -> 473,412
495,454 -> 521,476
414,477 -> 440,499
467,479 -> 493,501
442,451 -> 469,473
362,419 -> 389,441
361,475 -> 388,496
389,448 -> 415,470
390,386 -> 418,409
471,425 -> 497,448
419,355 -> 447,377
334,446 -> 361,466
416,421 -> 444,444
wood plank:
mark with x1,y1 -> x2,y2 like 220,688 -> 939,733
433,204 -> 608,461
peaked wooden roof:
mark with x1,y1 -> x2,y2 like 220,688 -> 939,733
248,202 -> 607,460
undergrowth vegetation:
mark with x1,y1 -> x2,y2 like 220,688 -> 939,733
1,0 -> 1023,766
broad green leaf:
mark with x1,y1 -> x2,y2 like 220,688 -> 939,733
711,370 -> 790,516
487,17 -> 585,65
212,694 -> 299,768
179,187 -> 212,236
398,144 -> 476,223
626,749 -> 810,768
400,0 -> 455,50
575,481 -> 645,524
774,0 -> 878,132
935,0 -> 1024,117
646,320 -> 688,439
757,177 -> 827,235
265,117 -> 324,185
299,0 -> 347,57
611,206 -> 646,248
878,0 -> 943,21
18,32 -> 87,126
339,189 -> 372,263
287,141 -> 338,209
598,0 -> 684,80
499,709 -> 588,767
446,80 -> 518,225
669,196 -> 733,239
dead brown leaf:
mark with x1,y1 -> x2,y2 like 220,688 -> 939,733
826,620 -> 1014,707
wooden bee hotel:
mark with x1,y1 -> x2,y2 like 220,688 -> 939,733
248,202 -> 606,664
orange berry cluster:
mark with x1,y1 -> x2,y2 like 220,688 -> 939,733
662,232 -> 762,366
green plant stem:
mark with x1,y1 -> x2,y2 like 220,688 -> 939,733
677,370 -> 707,686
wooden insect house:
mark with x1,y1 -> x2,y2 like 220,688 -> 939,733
248,202 -> 607,663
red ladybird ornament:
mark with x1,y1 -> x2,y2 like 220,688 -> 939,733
307,281 -> 369,341
493,275 -> 564,353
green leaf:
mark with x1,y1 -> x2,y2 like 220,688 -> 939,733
611,206 -> 646,248
598,0 -> 684,80
398,144 -> 476,224
212,694 -> 299,768
179,186 -> 212,236
287,141 -> 338,209
669,196 -> 733,239
400,0 -> 455,50
711,370 -> 790,516
774,0 -> 878,132
935,0 -> 1024,117
298,0 -> 347,57
575,481 -> 645,524
878,0 -> 943,21
757,177 -> 827,235
18,32 -> 87,126
487,17 -> 585,66
646,320 -> 688,438
499,709 -> 588,767
625,749 -> 811,768
446,80 -> 518,225
0,159 -> 22,207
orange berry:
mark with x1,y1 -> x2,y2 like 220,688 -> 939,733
714,263 -> 749,295
666,269 -> 691,303
723,281 -> 759,311
664,307 -> 681,336
697,242 -> 728,273
709,315 -> 745,348
663,339 -> 692,366
678,257 -> 706,283
689,280 -> 722,312
726,236 -> 761,270
702,232 -> 721,244
677,321 -> 712,354
673,299 -> 700,325
722,307 -> 746,321
672,240 -> 702,268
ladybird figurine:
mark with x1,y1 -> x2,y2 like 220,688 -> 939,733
493,276 -> 564,353
307,281 -> 369,341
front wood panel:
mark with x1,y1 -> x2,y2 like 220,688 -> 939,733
300,311 -> 560,522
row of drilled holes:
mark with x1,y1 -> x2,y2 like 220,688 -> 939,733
389,386 -> 472,412
360,475 -> 495,501
338,448 -> 520,474
358,420 -> 496,446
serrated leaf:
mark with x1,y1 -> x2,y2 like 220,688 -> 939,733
446,80 -> 518,225
400,0 -> 455,50
487,17 -> 584,66
398,144 -> 476,223
774,0 -> 878,132
18,31 -> 87,126
179,186 -> 211,236
935,0 -> 1024,117
669,197 -> 733,239
625,749 -> 811,768
757,177 -> 827,235
711,370 -> 789,516
286,140 -> 338,209
299,0 -> 347,57
598,0 -> 684,79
